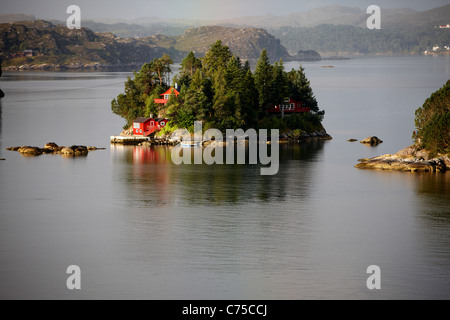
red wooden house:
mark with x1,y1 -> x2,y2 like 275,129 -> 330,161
155,118 -> 169,128
132,117 -> 170,137
267,98 -> 310,114
154,87 -> 180,106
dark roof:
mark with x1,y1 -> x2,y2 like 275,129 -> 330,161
133,117 -> 152,123
154,118 -> 168,122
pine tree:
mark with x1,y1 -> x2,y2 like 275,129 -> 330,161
202,40 -> 233,78
254,49 -> 274,118
181,52 -> 202,77
414,80 -> 450,155
287,66 -> 319,112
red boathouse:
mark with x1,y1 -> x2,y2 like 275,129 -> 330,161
267,98 -> 310,114
132,117 -> 170,137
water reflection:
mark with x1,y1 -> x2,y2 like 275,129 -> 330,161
111,142 -> 326,207
0,100 -> 2,139
414,173 -> 450,296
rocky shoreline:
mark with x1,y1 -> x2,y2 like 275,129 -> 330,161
355,145 -> 449,173
113,129 -> 333,146
6,142 -> 105,157
2,63 -> 143,72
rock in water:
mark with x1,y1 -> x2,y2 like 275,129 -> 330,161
360,136 -> 383,145
44,142 -> 59,150
355,153 -> 448,173
18,146 -> 43,156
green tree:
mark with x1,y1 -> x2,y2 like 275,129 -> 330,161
181,51 -> 202,78
286,66 -> 319,112
414,80 -> 450,155
272,59 -> 289,106
254,49 -> 274,118
202,40 -> 233,78
152,53 -> 173,86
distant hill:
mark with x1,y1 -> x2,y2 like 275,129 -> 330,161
2,4 -> 448,59
152,26 -> 294,62
271,5 -> 450,55
0,21 -> 315,71
0,14 -> 36,23
0,20 -> 184,70
383,4 -> 450,29
219,6 -> 417,29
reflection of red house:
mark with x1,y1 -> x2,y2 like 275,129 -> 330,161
154,87 -> 180,106
132,117 -> 170,136
267,98 -> 310,114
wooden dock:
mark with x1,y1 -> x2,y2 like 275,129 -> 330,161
110,136 -> 150,145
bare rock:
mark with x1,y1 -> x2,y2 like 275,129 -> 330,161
60,147 -> 75,155
18,146 -> 43,156
6,146 -> 21,151
355,152 -> 448,173
44,142 -> 59,150
360,136 -> 383,145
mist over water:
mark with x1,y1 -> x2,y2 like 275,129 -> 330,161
0,56 -> 449,299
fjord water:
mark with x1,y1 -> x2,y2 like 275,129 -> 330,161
0,56 -> 449,299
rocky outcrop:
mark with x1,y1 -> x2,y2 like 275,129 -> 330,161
281,130 -> 333,143
360,136 -> 383,146
0,20 -> 184,70
7,142 -> 104,157
289,50 -> 322,62
355,145 -> 449,173
171,26 -> 294,62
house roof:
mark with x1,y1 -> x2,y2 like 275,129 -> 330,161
133,117 -> 152,123
160,87 -> 180,96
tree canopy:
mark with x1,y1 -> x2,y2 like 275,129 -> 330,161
414,80 -> 450,155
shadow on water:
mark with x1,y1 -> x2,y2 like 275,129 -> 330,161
415,173 -> 450,217
0,100 -> 2,148
111,141 -> 326,207
414,173 -> 450,285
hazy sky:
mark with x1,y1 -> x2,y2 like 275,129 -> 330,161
1,0 -> 449,21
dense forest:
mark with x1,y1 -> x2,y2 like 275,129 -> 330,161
413,80 -> 450,156
271,24 -> 450,54
112,40 -> 324,133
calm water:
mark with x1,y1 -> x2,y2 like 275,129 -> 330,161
0,56 -> 449,299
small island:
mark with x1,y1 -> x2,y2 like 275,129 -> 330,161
356,80 -> 450,172
111,41 -> 331,143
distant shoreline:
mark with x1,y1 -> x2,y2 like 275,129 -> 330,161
5,54 -> 449,72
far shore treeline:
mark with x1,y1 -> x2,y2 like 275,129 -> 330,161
112,40 -> 324,134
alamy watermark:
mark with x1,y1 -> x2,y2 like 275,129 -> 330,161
67,5 -> 81,29
367,5 -> 381,30
66,265 -> 81,290
171,121 -> 280,176
366,265 -> 381,290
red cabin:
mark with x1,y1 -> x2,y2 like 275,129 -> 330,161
133,117 -> 157,136
132,117 -> 170,136
267,98 -> 310,114
156,118 -> 169,128
154,87 -> 180,105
